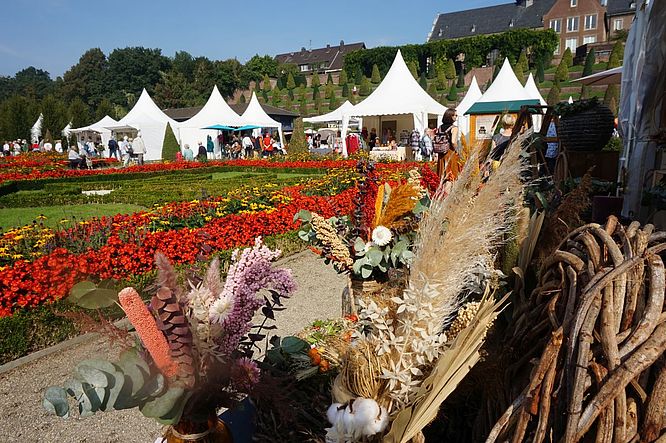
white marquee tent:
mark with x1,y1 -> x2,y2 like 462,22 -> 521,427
455,76 -> 482,139
240,92 -> 284,146
340,49 -> 449,156
523,73 -> 547,130
476,58 -> 533,103
70,115 -> 118,155
31,113 -> 43,143
177,85 -> 244,152
106,89 -> 178,161
303,100 -> 357,124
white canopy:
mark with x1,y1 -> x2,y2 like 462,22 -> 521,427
456,76 -> 483,139
477,58 -> 532,103
573,66 -> 622,86
523,73 -> 547,131
177,85 -> 244,152
106,89 -> 178,161
61,121 -> 72,138
31,113 -> 43,143
303,100 -> 357,123
71,115 -> 118,155
240,92 -> 284,146
341,49 -> 449,156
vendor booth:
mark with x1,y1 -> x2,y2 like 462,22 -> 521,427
105,89 -> 179,161
177,86 -> 244,154
239,93 -> 284,147
523,73 -> 547,131
70,115 -> 118,156
465,58 -> 539,144
340,50 -> 449,157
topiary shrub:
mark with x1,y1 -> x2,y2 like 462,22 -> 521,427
371,64 -> 381,84
338,70 -> 348,86
359,76 -> 371,96
607,41 -> 624,69
447,82 -> 458,102
161,122 -> 180,161
555,59 -> 569,83
547,84 -> 561,105
561,48 -> 573,67
288,118 -> 308,156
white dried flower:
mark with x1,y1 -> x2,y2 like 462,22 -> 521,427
209,293 -> 234,324
371,225 -> 392,247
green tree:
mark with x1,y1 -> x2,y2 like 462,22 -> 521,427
191,57 -> 217,103
446,81 -> 458,102
359,76 -> 371,96
262,74 -> 272,93
427,82 -> 438,98
324,82 -> 335,100
68,97 -> 90,129
555,59 -> 569,83
353,66 -> 363,84
445,59 -> 456,82
161,123 -> 180,161
283,94 -> 293,110
436,67 -> 447,90
271,85 -> 282,106
106,47 -> 170,106
239,93 -> 246,104
561,48 -> 573,67
154,70 -> 195,108
419,72 -> 428,90
244,54 -> 278,78
311,85 -> 320,102
339,70 -> 348,86
298,84 -> 306,101
607,41 -> 624,69
299,97 -> 308,116
172,51 -> 196,81
408,61 -> 418,79
536,58 -> 546,83
288,118 -> 308,155
95,98 -> 115,121
456,70 -> 465,88
342,82 -> 350,98
580,84 -> 591,100
13,67 -> 54,101
517,50 -> 529,73
61,48 -> 108,107
0,95 -> 37,140
371,64 -> 381,84
582,49 -> 596,76
314,94 -> 322,112
214,58 -> 244,98
311,72 -> 320,88
329,93 -> 339,110
326,73 -> 334,85
40,95 -> 68,140
286,72 -> 296,90
547,84 -> 561,105
604,84 -> 620,114
513,62 -> 525,84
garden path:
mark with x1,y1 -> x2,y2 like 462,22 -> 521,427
0,251 -> 346,442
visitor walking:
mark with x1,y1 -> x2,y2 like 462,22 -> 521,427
132,132 -> 146,165
206,135 -> 214,160
242,133 -> 253,159
489,114 -> 515,161
197,141 -> 207,161
108,136 -> 120,160
435,109 -> 459,178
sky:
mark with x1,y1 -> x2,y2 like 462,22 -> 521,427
1,0 -> 510,78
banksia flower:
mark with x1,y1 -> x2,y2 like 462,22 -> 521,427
447,301 -> 491,341
118,287 -> 178,378
311,213 -> 354,267
151,286 -> 195,387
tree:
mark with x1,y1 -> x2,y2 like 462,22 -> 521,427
342,82 -> 350,98
446,82 -> 458,102
326,73 -> 333,85
445,59 -> 456,82
311,85 -> 320,102
14,67 -> 54,101
579,84 -> 591,100
408,61 -> 418,79
214,58 -> 243,98
604,84 -> 620,114
161,123 -> 180,161
283,94 -> 293,110
95,98 -> 115,121
324,82 -> 335,100
339,70 -> 348,86
427,82 -> 438,98
582,49 -> 596,77
61,48 -> 108,107
154,70 -> 195,108
40,95 -> 68,140
311,72 -> 320,88
353,66 -> 363,84
547,84 -> 561,105
456,70 -> 465,88
106,47 -> 170,105
68,97 -> 90,129
0,95 -> 37,141
555,59 -> 569,83
172,51 -> 195,81
437,67 -> 447,90
536,58 -> 546,83
262,74 -> 272,93
288,118 -> 308,155
270,85 -> 282,106
298,84 -> 306,102
191,57 -> 217,103
371,64 -> 381,84
419,72 -> 428,90
239,93 -> 246,104
244,54 -> 278,78
359,76 -> 371,96
561,48 -> 573,67
299,97 -> 308,116
513,62 -> 525,85
517,50 -> 529,74
286,72 -> 296,90
607,41 -> 624,69
329,93 -> 339,110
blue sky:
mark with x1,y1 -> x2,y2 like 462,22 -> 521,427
1,0 -> 509,78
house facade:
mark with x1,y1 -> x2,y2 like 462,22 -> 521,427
274,41 -> 366,74
543,0 -> 608,56
606,0 -> 637,38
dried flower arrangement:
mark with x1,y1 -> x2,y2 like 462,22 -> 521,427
320,132 -> 530,442
296,162 -> 429,281
43,238 -> 295,436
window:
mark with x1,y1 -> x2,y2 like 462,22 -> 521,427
554,41 -> 561,55
299,65 -> 309,72
584,14 -> 597,30
566,16 -> 579,32
570,0 -> 577,6
583,35 -> 597,44
550,18 -> 562,33
565,38 -> 578,52
614,18 -> 624,30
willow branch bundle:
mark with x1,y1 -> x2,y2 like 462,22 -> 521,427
488,216 -> 666,443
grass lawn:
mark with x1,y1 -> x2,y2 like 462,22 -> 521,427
0,203 -> 146,230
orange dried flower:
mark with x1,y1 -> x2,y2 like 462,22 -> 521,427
118,287 -> 178,378
319,358 -> 330,373
308,347 -> 321,366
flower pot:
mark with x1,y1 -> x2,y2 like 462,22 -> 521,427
559,104 -> 614,152
342,277 -> 383,316
163,416 -> 233,443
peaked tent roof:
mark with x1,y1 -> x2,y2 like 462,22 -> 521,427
178,86 -> 244,128
240,93 -> 282,127
348,50 -> 448,117
523,73 -> 547,106
477,58 -> 532,103
109,89 -> 178,129
303,100 -> 356,123
71,115 -> 119,133
457,76 -> 483,116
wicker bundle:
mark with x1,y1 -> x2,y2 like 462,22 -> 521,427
488,216 -> 666,443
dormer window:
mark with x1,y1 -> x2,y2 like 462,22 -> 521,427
471,24 -> 476,32
439,29 -> 443,37
509,19 -> 515,27
630,1 -> 636,8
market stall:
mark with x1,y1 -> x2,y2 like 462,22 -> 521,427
238,92 -> 284,147
70,115 -> 118,156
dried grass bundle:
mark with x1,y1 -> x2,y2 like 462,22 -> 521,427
337,339 -> 388,402
373,184 -> 386,229
377,183 -> 421,231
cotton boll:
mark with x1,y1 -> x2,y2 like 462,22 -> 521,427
327,403 -> 344,425
350,398 -> 388,436
340,405 -> 356,434
362,405 -> 389,436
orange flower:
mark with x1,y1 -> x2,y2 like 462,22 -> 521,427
118,287 -> 178,378
308,347 -> 321,366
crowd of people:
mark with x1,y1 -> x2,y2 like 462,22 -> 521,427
178,132 -> 284,162
2,138 -> 69,156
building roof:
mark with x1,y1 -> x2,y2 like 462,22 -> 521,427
428,0 -> 556,41
274,41 -> 366,71
163,103 -> 298,122
606,0 -> 637,16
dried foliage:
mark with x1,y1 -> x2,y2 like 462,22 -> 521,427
376,183 -> 421,232
58,310 -> 134,350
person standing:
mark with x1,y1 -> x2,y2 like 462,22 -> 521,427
368,128 -> 377,150
420,128 -> 434,162
108,136 -> 120,160
409,128 -> 421,161
182,144 -> 194,161
262,133 -> 273,157
436,109 -> 459,178
197,141 -> 207,161
132,132 -> 146,165
489,114 -> 515,161
206,135 -> 215,160
242,133 -> 253,159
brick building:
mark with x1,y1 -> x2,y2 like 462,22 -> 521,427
544,0 -> 607,56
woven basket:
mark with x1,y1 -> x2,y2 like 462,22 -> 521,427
559,104 -> 614,151
342,278 -> 383,316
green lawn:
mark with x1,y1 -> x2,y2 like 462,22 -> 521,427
0,203 -> 146,230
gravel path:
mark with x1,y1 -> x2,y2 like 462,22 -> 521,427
0,251 -> 346,442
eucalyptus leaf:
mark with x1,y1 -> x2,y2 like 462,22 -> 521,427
353,237 -> 366,256
79,382 -> 102,416
367,248 -> 383,266
293,209 -> 311,222
281,336 -> 308,354
67,281 -> 96,302
117,349 -> 151,397
134,373 -> 165,402
155,391 -> 192,425
43,387 -> 70,418
298,230 -> 310,241
140,386 -> 186,418
361,265 -> 373,279
72,288 -> 119,309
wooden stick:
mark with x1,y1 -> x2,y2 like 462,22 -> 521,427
641,360 -> 666,442
485,390 -> 527,443
533,357 -> 557,443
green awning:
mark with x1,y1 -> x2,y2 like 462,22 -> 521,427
465,99 -> 540,115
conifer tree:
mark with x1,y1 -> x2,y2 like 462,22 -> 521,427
604,84 -> 620,113
456,69 -> 465,88
312,86 -> 320,102
579,84 -> 590,100
325,82 -> 335,100
561,48 -> 573,67
536,58 -> 546,83
342,82 -> 350,98
161,123 -> 180,161
408,61 -> 418,79
359,76 -> 371,96
371,64 -> 381,84
607,41 -> 624,68
445,59 -> 456,83
239,93 -> 246,104
447,81 -> 458,102
262,74 -> 272,93
547,84 -> 561,105
514,62 -> 525,85
517,50 -> 529,74
283,94 -> 293,111
271,86 -> 282,106
288,118 -> 307,155
329,93 -> 339,110
437,67 -> 447,90
427,82 -> 438,98
353,66 -> 363,84
419,72 -> 428,90
339,70 -> 348,86
311,72 -> 320,88
299,97 -> 308,116
555,59 -> 569,83
286,73 -> 296,90
582,49 -> 596,76
326,73 -> 333,85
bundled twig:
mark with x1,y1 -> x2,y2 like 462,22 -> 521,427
488,216 -> 666,443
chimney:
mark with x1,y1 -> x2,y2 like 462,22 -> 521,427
339,40 -> 345,48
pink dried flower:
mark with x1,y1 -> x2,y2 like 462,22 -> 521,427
231,357 -> 260,392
